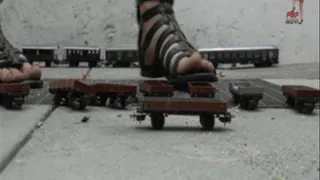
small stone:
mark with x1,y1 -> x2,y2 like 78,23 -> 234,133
271,117 -> 275,120
117,114 -> 122,117
81,116 -> 90,123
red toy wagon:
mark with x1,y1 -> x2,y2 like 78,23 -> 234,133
90,83 -> 137,108
0,83 -> 30,109
49,79 -> 92,110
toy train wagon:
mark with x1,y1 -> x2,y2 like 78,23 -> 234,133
21,45 -> 58,67
105,47 -> 137,67
0,83 -> 30,109
22,45 -> 279,68
64,45 -> 101,67
229,82 -> 264,110
131,97 -> 232,130
89,83 -> 137,108
199,45 -> 279,68
282,85 -> 320,114
49,79 -> 92,110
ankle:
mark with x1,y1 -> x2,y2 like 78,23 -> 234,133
139,1 -> 160,14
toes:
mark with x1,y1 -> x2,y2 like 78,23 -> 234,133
176,52 -> 215,73
200,59 -> 215,72
0,68 -> 26,82
21,62 -> 42,79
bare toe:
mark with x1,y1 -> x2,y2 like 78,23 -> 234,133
200,59 -> 215,72
21,62 -> 42,80
8,68 -> 26,81
0,68 -> 26,82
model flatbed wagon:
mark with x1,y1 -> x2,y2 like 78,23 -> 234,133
89,83 -> 137,108
282,85 -> 320,114
49,79 -> 92,110
0,83 -> 30,109
188,82 -> 216,98
229,82 -> 264,110
139,80 -> 174,97
131,97 -> 232,130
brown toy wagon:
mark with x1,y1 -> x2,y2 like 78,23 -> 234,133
49,79 -> 92,110
0,83 -> 30,109
89,83 -> 137,108
188,82 -> 216,98
282,85 -> 320,114
139,80 -> 174,97
131,97 -> 232,130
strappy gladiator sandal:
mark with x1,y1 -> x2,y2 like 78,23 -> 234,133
0,27 -> 43,88
137,0 -> 217,83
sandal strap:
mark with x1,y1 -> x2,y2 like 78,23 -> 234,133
136,0 -> 174,23
139,2 -> 197,74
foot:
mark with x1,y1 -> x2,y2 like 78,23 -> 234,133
0,38 -> 41,83
299,19 -> 304,24
138,1 -> 215,77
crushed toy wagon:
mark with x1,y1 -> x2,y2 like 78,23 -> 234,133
89,83 -> 137,108
0,83 -> 30,109
49,79 -> 92,110
282,85 -> 320,114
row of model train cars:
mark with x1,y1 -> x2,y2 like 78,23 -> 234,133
0,79 -> 318,130
21,45 -> 280,68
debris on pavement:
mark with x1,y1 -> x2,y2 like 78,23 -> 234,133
81,116 -> 90,123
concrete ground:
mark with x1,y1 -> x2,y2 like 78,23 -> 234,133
0,64 -> 319,180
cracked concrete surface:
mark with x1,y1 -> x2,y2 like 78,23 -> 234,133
0,0 -> 319,64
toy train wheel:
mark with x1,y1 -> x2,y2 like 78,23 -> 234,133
239,100 -> 248,109
53,93 -> 62,106
233,95 -> 240,104
98,96 -> 108,106
3,96 -> 23,109
286,96 -> 295,107
89,61 -> 98,68
3,96 -> 14,109
296,102 -> 315,114
150,113 -> 165,130
67,92 -> 88,110
199,113 -> 215,130
108,96 -> 116,105
120,97 -> 127,109
79,96 -> 88,110
240,99 -> 257,110
45,60 -> 52,67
